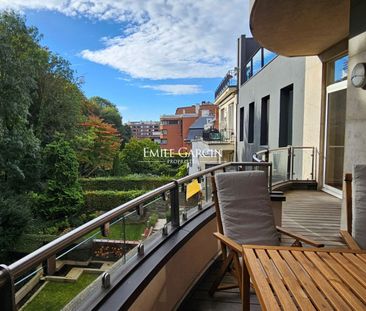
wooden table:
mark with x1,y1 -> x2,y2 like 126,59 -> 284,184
241,245 -> 366,311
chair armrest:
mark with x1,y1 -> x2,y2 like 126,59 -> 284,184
340,230 -> 361,250
276,226 -> 325,247
213,232 -> 242,253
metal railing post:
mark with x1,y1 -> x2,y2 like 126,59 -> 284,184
287,146 -> 292,181
311,147 -> 315,180
269,163 -> 273,193
170,181 -> 180,228
265,149 -> 269,163
291,147 -> 295,180
0,265 -> 15,311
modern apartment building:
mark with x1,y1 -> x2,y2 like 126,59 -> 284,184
160,102 -> 217,152
249,0 -> 365,224
127,121 -> 161,143
236,34 -> 328,186
189,72 -> 239,173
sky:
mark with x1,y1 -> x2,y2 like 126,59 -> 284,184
0,0 -> 250,122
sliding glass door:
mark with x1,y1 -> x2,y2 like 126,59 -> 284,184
323,80 -> 347,197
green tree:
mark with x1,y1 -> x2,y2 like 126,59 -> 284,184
30,53 -> 84,145
88,96 -> 122,131
0,11 -> 41,192
120,124 -> 132,148
32,138 -> 84,220
119,139 -> 173,175
85,97 -> 133,147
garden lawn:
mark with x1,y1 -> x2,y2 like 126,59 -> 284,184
103,223 -> 146,241
23,273 -> 98,311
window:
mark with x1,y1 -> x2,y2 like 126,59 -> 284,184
248,102 -> 254,143
245,61 -> 252,81
263,49 -> 276,66
252,50 -> 262,76
220,108 -> 226,129
161,120 -> 180,125
228,104 -> 234,132
201,109 -> 209,117
260,96 -> 269,146
334,55 -> 349,83
162,129 -> 168,135
244,48 -> 278,83
239,107 -> 244,142
161,139 -> 167,144
279,84 -> 293,147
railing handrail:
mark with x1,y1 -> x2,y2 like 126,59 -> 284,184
255,146 -> 314,156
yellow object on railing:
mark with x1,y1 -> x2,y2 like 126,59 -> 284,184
186,179 -> 201,200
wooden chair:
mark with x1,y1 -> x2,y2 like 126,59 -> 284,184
341,166 -> 366,250
209,170 -> 324,297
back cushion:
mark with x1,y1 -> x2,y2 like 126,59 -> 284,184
215,171 -> 280,246
352,165 -> 366,249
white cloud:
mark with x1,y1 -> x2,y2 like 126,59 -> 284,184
141,84 -> 204,95
0,0 -> 250,80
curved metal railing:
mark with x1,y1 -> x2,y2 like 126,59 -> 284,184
0,161 -> 272,310
253,146 -> 317,187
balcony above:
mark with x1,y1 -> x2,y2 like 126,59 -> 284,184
249,0 -> 350,56
214,71 -> 237,99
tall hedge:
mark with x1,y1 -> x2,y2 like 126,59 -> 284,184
80,175 -> 172,191
84,190 -> 146,211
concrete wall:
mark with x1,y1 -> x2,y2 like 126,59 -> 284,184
237,56 -> 306,161
302,56 -> 324,182
342,0 -> 366,227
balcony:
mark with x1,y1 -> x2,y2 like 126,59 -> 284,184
215,72 -> 237,99
0,159 -> 346,311
249,0 -> 349,56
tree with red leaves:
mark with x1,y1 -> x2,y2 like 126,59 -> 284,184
75,115 -> 120,176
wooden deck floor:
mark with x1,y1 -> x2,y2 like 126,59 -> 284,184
179,190 -> 345,311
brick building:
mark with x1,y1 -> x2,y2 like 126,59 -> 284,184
160,102 -> 218,152
127,121 -> 161,143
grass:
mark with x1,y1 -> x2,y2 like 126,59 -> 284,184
100,223 -> 146,241
23,273 -> 98,311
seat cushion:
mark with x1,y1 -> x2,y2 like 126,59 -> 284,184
215,171 -> 280,246
353,165 -> 366,249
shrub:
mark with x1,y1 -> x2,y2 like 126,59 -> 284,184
175,164 -> 188,178
84,190 -> 146,211
12,233 -> 57,254
0,194 -> 31,255
80,175 -> 172,191
147,212 -> 159,228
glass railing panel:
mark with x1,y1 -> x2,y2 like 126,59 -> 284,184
202,173 -> 213,205
269,149 -> 289,184
179,181 -> 200,222
292,148 -> 314,181
142,194 -> 170,241
14,197 -> 171,311
15,227 -> 108,311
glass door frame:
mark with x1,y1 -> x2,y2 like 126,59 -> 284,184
322,79 -> 347,199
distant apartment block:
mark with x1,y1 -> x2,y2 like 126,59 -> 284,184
189,73 -> 238,174
127,121 -> 161,143
160,102 -> 218,152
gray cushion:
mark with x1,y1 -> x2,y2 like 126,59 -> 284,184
215,171 -> 280,246
352,165 -> 366,249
